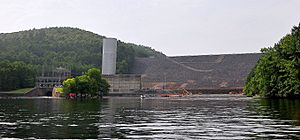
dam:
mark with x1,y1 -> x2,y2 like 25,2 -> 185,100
129,53 -> 262,93
27,37 -> 262,96
99,38 -> 262,94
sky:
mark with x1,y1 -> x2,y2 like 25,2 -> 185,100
1,0 -> 300,56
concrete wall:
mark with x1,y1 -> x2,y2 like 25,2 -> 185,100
25,88 -> 53,97
103,74 -> 141,94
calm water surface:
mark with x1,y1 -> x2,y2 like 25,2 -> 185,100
0,94 -> 300,139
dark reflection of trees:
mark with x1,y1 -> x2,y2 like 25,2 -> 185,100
53,99 -> 105,139
255,99 -> 300,125
0,98 -> 106,139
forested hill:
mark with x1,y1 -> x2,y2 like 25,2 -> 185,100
0,27 -> 162,74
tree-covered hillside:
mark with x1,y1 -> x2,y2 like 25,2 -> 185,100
0,61 -> 35,91
0,27 -> 161,75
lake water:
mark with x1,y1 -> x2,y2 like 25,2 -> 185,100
0,94 -> 300,139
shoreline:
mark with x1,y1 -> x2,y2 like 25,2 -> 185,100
0,94 -> 248,100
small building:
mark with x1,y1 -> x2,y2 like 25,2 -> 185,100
36,67 -> 71,88
102,74 -> 142,94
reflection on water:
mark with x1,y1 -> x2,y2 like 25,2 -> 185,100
0,95 -> 300,139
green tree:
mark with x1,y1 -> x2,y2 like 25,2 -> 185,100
63,68 -> 110,97
99,78 -> 110,96
84,68 -> 104,96
0,61 -> 35,91
244,23 -> 300,98
75,75 -> 93,97
62,78 -> 77,95
85,68 -> 102,84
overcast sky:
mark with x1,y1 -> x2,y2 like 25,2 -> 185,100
1,0 -> 300,56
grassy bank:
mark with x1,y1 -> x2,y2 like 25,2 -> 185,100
0,88 -> 34,94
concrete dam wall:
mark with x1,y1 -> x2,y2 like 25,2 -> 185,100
130,53 -> 262,91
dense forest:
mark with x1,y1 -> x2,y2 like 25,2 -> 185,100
0,61 -> 36,91
244,22 -> 300,98
0,27 -> 162,91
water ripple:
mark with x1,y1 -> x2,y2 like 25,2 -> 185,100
0,95 -> 300,139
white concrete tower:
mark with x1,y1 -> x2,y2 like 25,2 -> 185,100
102,38 -> 117,75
